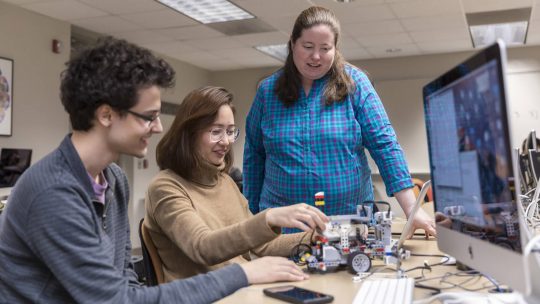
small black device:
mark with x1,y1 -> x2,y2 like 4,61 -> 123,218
263,285 -> 333,304
0,148 -> 32,188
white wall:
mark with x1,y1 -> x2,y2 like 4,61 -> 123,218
0,2 -> 71,197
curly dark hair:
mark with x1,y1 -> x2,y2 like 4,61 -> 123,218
60,36 -> 175,131
276,6 -> 354,106
156,86 -> 235,181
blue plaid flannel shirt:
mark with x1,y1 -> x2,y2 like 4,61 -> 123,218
243,64 -> 413,216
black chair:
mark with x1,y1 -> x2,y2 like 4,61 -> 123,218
228,167 -> 243,193
138,218 -> 164,286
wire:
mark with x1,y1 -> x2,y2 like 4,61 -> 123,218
410,253 -> 450,267
289,229 -> 315,266
414,283 -> 441,295
374,200 -> 392,217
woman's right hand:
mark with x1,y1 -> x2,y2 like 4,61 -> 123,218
265,203 -> 329,232
240,256 -> 309,284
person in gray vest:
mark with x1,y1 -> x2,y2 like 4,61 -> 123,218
0,37 -> 308,303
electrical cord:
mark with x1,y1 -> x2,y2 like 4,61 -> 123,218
374,200 -> 392,218
289,229 -> 315,266
410,253 -> 451,267
414,269 -> 497,296
414,283 -> 441,295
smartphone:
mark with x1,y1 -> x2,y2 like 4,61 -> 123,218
263,285 -> 334,304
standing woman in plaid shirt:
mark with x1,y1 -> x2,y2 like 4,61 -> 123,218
243,6 -> 436,236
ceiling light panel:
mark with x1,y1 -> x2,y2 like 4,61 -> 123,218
466,8 -> 531,48
254,44 -> 288,62
470,21 -> 528,48
156,0 -> 254,24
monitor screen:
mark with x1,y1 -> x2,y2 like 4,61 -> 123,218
423,41 -> 529,292
0,148 -> 32,188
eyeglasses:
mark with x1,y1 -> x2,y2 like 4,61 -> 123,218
126,110 -> 160,127
209,128 -> 240,143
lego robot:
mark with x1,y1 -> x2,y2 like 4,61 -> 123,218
297,193 -> 400,274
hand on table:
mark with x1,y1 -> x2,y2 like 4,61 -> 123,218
407,207 -> 437,239
240,256 -> 309,284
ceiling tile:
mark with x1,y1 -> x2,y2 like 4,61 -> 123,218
341,47 -> 372,60
21,0 -> 108,20
531,7 -> 540,20
526,20 -> 540,44
113,30 -> 173,45
366,43 -> 421,58
416,39 -> 472,53
216,47 -> 266,60
354,33 -> 414,47
234,55 -> 282,69
259,15 -> 296,32
527,35 -> 540,44
119,9 -> 197,29
232,0 -> 311,18
78,0 -> 164,15
344,20 -> 405,37
409,28 -> 469,43
401,14 -> 467,32
2,0 -> 51,4
312,0 -> 386,7
200,59 -> 246,71
71,16 -> 141,34
232,31 -> 289,46
187,37 -> 247,51
155,25 -> 225,41
142,41 -> 200,58
340,34 -> 362,49
389,0 -> 462,19
331,4 -> 396,23
461,0 -> 534,13
173,52 -> 222,69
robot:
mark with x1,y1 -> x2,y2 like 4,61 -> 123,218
297,193 -> 404,274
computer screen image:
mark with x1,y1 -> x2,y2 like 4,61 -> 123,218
423,41 -> 538,298
0,148 -> 32,188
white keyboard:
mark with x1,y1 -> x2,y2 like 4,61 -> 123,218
353,278 -> 415,304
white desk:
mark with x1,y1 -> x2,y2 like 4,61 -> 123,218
217,237 -> 495,303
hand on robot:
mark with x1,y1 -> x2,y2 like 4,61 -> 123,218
240,256 -> 309,284
266,203 -> 329,232
407,208 -> 437,239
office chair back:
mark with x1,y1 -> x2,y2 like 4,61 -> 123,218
411,178 -> 433,202
138,218 -> 165,286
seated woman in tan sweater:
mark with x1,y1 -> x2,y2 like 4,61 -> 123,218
144,86 -> 328,282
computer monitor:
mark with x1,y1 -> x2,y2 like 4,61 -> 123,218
0,148 -> 32,188
423,40 -> 539,299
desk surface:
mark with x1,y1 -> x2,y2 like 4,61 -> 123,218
217,237 -> 495,303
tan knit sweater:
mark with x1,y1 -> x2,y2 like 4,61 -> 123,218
144,163 -> 308,282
